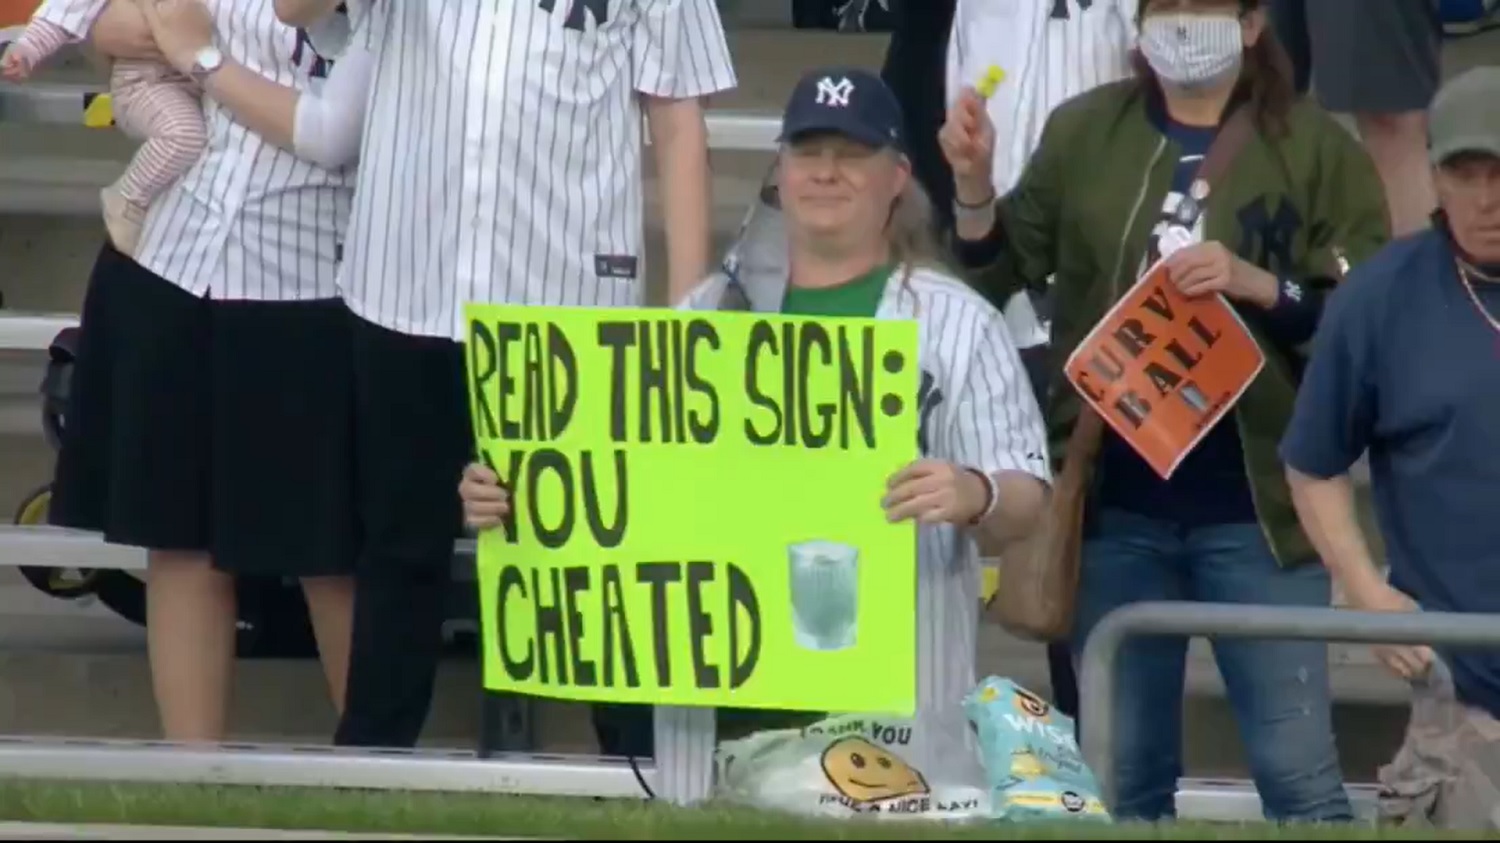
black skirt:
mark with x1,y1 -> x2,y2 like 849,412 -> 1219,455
208,295 -> 357,577
50,241 -> 357,578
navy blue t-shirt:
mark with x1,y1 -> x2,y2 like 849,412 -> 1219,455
1281,228 -> 1500,719
1096,119 -> 1258,525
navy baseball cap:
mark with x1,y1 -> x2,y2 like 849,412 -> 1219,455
778,67 -> 906,153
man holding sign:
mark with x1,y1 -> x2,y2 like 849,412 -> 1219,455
939,0 -> 1390,822
461,67 -> 1052,785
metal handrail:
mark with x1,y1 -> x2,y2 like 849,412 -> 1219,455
1079,601 -> 1500,813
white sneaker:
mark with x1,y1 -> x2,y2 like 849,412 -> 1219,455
101,185 -> 147,256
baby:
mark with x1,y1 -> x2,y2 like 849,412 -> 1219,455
2,0 -> 206,256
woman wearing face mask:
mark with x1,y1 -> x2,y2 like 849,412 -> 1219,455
939,0 -> 1389,823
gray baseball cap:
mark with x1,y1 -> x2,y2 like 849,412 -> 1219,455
1428,67 -> 1500,166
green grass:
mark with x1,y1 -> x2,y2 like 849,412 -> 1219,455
0,780 -> 1486,840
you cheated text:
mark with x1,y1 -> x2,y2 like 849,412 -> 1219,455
495,559 -> 762,691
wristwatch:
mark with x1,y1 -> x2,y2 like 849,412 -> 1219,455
189,45 -> 224,82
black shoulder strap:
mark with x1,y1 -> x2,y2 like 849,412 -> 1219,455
1145,104 -> 1257,266
1193,105 -> 1256,202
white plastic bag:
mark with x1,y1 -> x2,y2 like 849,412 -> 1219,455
714,712 -> 993,822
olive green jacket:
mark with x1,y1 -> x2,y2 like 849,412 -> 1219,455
972,81 -> 1390,567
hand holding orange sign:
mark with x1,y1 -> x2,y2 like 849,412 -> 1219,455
1063,258 -> 1265,480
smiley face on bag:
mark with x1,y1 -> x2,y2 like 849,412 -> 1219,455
819,737 -> 929,803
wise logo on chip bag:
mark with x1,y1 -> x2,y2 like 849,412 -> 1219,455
963,676 -> 1112,824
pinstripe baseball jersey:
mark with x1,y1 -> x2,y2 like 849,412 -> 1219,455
947,0 -> 1134,198
650,263 -> 1053,798
135,0 -> 355,301
327,0 -> 737,339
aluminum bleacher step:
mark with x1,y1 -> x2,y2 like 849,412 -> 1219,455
0,313 -> 77,354
0,736 -> 654,799
0,524 -> 144,571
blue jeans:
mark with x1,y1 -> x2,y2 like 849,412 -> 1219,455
1071,508 -> 1352,822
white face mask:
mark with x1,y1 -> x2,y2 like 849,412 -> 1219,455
1138,13 -> 1244,90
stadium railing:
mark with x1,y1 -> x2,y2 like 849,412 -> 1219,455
0,81 -> 1389,822
1080,603 -> 1500,818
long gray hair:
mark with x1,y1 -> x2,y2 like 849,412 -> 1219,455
885,171 -> 952,288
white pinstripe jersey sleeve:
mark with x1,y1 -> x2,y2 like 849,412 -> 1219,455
633,0 -> 736,98
292,43 -> 373,168
935,294 -> 1051,482
28,0 -> 109,39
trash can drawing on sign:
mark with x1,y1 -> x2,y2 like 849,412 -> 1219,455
788,540 -> 860,652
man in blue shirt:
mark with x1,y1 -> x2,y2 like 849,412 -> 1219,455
1281,66 -> 1500,829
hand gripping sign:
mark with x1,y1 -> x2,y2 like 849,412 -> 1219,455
464,304 -> 921,715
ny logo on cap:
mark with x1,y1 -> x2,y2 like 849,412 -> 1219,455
815,76 -> 855,108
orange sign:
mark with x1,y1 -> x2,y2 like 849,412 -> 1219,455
1063,258 -> 1265,480
1,0 -> 36,41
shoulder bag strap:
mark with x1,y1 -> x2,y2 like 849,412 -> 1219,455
1191,104 -> 1256,204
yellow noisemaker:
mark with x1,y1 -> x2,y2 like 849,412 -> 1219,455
977,65 -> 1006,98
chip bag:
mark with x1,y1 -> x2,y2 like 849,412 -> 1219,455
963,676 -> 1111,823
713,712 -> 993,822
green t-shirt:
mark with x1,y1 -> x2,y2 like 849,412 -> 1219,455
780,263 -> 894,317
